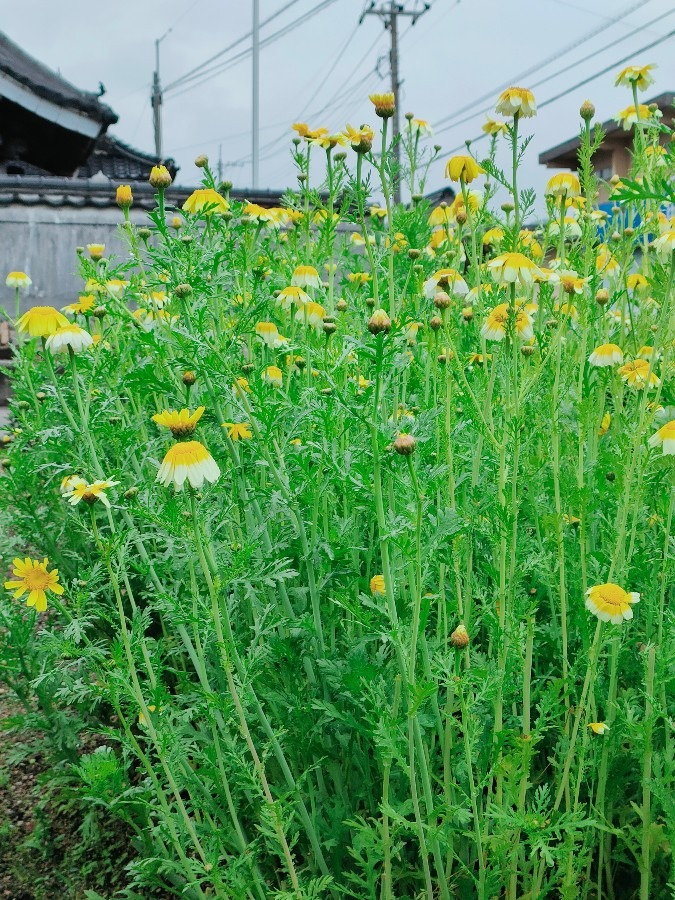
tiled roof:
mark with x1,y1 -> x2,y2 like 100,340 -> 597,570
0,31 -> 117,126
77,134 -> 178,181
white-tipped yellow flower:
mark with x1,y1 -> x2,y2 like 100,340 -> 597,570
276,286 -> 309,310
63,478 -> 120,508
653,230 -> 675,261
588,343 -> 623,367
444,155 -> 485,184
648,420 -> 675,455
62,294 -> 96,316
255,321 -> 281,347
152,407 -> 206,437
481,303 -> 534,342
423,268 -> 468,299
16,306 -> 69,338
482,117 -> 508,136
291,265 -> 321,288
588,722 -> 610,735
45,324 -> 94,354
295,301 -> 326,329
262,365 -> 284,387
545,173 -> 580,199
486,252 -> 541,288
585,583 -> 639,624
495,87 -> 536,118
619,359 -> 659,389
615,103 -> 661,130
6,271 -> 31,289
157,441 -> 220,491
615,64 -> 656,91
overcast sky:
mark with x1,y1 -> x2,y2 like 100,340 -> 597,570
4,0 -> 674,206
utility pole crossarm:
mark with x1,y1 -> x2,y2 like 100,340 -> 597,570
361,2 -> 430,203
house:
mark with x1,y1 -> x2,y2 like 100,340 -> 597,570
539,91 -> 674,202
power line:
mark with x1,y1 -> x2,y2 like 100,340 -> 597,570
434,4 -> 672,136
165,0 -> 305,92
433,0 -> 650,130
441,26 -> 675,156
165,0 -> 340,98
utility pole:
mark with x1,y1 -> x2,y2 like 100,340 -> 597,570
252,0 -> 260,189
152,39 -> 163,159
361,2 -> 430,203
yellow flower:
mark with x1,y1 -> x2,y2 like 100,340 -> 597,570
563,514 -> 580,527
411,118 -> 432,136
545,173 -> 580,199
343,124 -> 375,152
495,87 -> 536,118
370,574 -> 385,595
626,273 -> 648,292
556,269 -> 587,295
428,205 -> 453,227
482,227 -> 504,246
295,301 -> 326,329
6,271 -> 31,289
152,406 -> 206,437
585,583 -> 640,624
182,188 -> 229,215
369,92 -> 395,117
5,557 -> 64,613
242,202 -> 280,225
370,205 -> 387,219
255,321 -> 282,347
138,704 -> 157,726
653,230 -> 675,261
444,155 -> 485,184
116,184 -> 133,208
87,243 -> 105,260
588,343 -> 623,367
615,64 -> 656,91
291,265 -> 321,288
45,324 -> 94,354
157,441 -> 220,491
486,252 -> 542,287
106,279 -> 128,298
598,412 -> 611,436
222,422 -> 252,441
347,272 -> 371,284
16,306 -> 69,337
234,376 -> 251,394
423,268 -> 468,298
482,117 -> 508,136
262,365 -> 284,387
596,247 -> 621,277
648,420 -> 675,455
62,294 -> 96,316
615,103 -> 660,130
619,358 -> 659,389
588,722 -> 610,735
276,286 -> 309,310
480,302 -> 533,342
149,165 -> 172,188
63,478 -> 120,508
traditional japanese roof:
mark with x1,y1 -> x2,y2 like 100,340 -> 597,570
77,134 -> 178,181
539,91 -> 675,169
0,31 -> 117,137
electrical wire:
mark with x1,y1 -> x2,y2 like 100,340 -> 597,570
433,0 -> 651,129
165,0 -> 340,98
440,26 -> 675,156
434,4 -> 673,136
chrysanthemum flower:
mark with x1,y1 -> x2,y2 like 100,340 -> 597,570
619,358 -> 659,389
653,230 -> 675,261
234,376 -> 251,394
482,117 -> 508,136
369,92 -> 395,117
6,271 -> 31,289
255,321 -> 282,347
486,252 -> 542,287
444,155 -> 485,184
262,365 -> 284,387
276,286 -> 309,310
482,227 -> 504,246
588,722 -> 610,735
45,324 -> 94,354
481,303 -> 534,342
596,247 -> 621,278
598,412 -> 611,436
60,475 -> 85,495
295,301 -> 326,329
370,574 -> 385,595
556,269 -> 587,295
554,301 -> 579,323
152,407 -> 206,437
423,268 -> 468,298
585,583 -> 639,624
626,273 -> 648,292
222,422 -> 252,441
588,343 -> 623,367
16,306 -> 69,337
242,202 -> 279,225
4,557 -> 64,612
369,205 -> 387,219
648,420 -> 675,455
615,64 -> 656,91
495,87 -> 536,118
344,123 -> 375,152
545,173 -> 580,198
549,216 -> 582,240
428,205 -> 453,227
157,441 -> 220,491
291,265 -> 321,289
63,478 -> 120,508
87,243 -> 105,260
411,117 -> 432,136
62,294 -> 96,316
182,188 -> 228,215
347,272 -> 371,285
615,103 -> 661,130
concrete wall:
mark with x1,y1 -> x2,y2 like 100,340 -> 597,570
0,204 -> 151,312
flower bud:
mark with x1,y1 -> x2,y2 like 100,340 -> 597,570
394,432 -> 416,455
182,370 -> 196,386
149,165 -> 172,189
606,471 -> 615,482
124,486 -> 139,500
93,306 -> 107,319
194,154 -> 208,168
430,315 -> 442,331
366,297 -> 376,308
411,193 -> 423,204
323,321 -> 337,336
336,298 -> 348,312
36,391 -> 46,401
501,201 -> 514,213
138,227 -> 152,241
368,309 -> 392,334
434,291 -> 451,310
171,216 -> 182,230
450,624 -> 469,649
408,248 -> 420,260
595,289 -> 609,306
174,283 -> 193,298
521,344 -> 536,357
116,184 -> 133,209
455,209 -> 467,225
580,100 -> 595,122
370,92 -> 395,118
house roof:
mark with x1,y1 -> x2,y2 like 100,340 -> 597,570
77,134 -> 178,181
539,91 -> 675,169
0,31 -> 117,126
